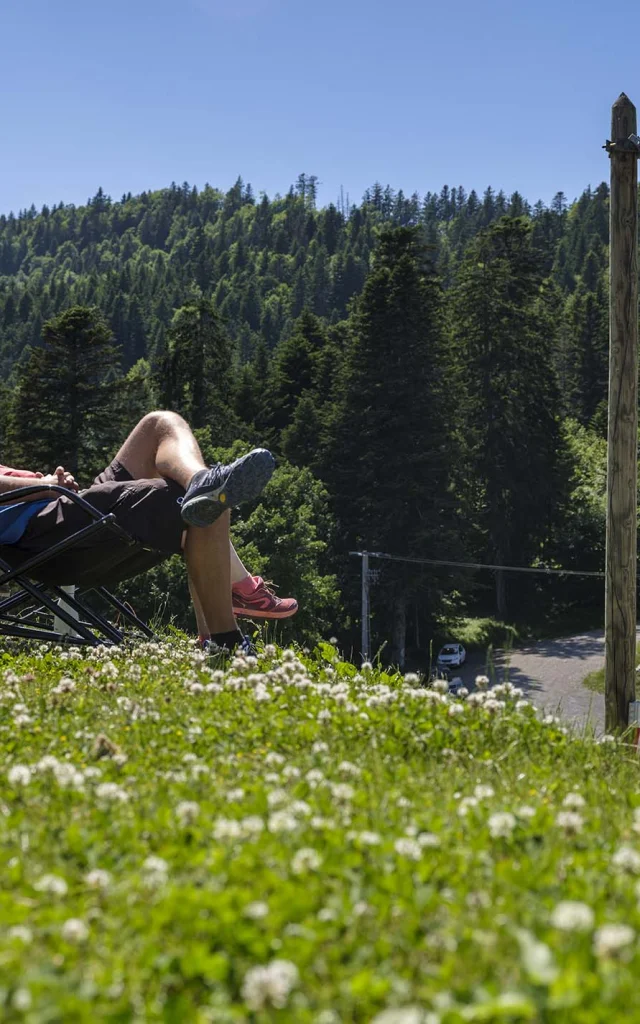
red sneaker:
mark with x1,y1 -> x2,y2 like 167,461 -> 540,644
232,577 -> 298,620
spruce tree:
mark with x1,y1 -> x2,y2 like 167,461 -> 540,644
324,227 -> 458,665
451,217 -> 562,617
5,305 -> 123,480
158,297 -> 238,445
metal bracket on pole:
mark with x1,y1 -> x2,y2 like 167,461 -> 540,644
604,134 -> 640,154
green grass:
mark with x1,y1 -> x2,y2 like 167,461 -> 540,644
583,643 -> 640,694
1,638 -> 640,1021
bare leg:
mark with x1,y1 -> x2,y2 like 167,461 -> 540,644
113,411 -> 205,488
188,577 -> 210,637
184,512 -> 237,635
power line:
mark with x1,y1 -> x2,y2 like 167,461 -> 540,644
349,550 -> 604,579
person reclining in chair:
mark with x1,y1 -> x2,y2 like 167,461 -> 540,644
0,411 -> 297,653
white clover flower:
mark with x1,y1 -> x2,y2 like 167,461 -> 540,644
448,702 -> 465,716
174,801 -> 200,826
53,762 -> 85,790
95,782 -> 129,804
458,796 -> 479,817
36,755 -> 61,772
394,837 -> 422,861
417,832 -> 440,848
350,830 -> 381,846
305,769 -> 324,788
550,901 -> 595,932
267,788 -> 289,808
312,741 -> 329,755
213,818 -> 243,840
516,929 -> 558,984
431,679 -> 450,694
475,675 -> 489,690
457,687 -> 469,698
61,918 -> 89,943
317,709 -> 332,723
241,959 -> 299,1010
34,873 -> 68,896
555,811 -> 584,834
8,925 -> 33,944
282,765 -> 301,780
330,782 -> 355,802
264,752 -> 285,767
516,805 -> 536,819
240,815 -> 265,836
291,847 -> 322,874
562,793 -> 586,809
370,1008 -> 425,1024
52,676 -> 76,694
593,923 -> 635,957
612,845 -> 640,874
337,760 -> 361,776
142,855 -> 169,881
474,784 -> 495,800
8,765 -> 32,787
84,868 -> 112,890
12,989 -> 32,1011
244,901 -> 269,919
226,787 -> 245,802
268,811 -> 298,833
488,812 -> 516,838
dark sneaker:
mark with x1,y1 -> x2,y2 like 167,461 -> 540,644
202,634 -> 256,662
232,577 -> 299,620
181,449 -> 275,527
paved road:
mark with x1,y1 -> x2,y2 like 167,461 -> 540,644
445,629 -> 639,734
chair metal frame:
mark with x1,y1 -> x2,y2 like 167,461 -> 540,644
0,484 -> 157,646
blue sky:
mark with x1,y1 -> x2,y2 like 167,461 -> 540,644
1,0 -> 637,215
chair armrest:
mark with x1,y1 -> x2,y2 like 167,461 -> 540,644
0,485 -> 104,522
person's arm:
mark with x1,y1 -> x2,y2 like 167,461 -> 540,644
0,467 -> 78,504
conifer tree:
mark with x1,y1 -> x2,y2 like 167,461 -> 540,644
5,305 -> 123,479
158,297 -> 238,445
324,227 -> 458,665
451,217 -> 562,617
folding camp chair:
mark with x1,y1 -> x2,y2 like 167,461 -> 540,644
0,484 -> 158,646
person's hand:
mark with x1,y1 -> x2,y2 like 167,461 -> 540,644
38,466 -> 79,492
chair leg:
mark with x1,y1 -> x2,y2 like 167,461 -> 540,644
96,587 -> 157,639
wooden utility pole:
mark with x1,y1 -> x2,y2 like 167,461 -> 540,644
604,93 -> 639,732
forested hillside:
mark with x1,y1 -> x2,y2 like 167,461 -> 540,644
0,176 -> 614,664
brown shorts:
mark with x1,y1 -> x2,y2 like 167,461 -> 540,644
11,460 -> 186,587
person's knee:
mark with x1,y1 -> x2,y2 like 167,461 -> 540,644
140,410 -> 189,437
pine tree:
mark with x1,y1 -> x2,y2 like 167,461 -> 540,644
5,305 -> 123,480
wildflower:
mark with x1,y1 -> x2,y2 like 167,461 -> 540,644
394,837 -> 422,860
417,832 -> 440,848
612,845 -> 640,874
474,784 -> 495,800
330,782 -> 355,802
337,760 -> 361,776
34,874 -> 68,896
95,782 -> 129,804
175,801 -> 200,825
449,702 -> 465,716
142,856 -> 169,886
213,818 -> 243,840
312,741 -> 329,755
241,959 -> 299,1011
516,805 -> 536,819
267,788 -> 288,808
370,1009 -> 424,1024
593,923 -> 635,957
458,796 -> 479,817
317,709 -> 332,723
7,765 -> 31,787
8,925 -> 33,944
244,901 -> 269,919
550,901 -> 595,932
475,675 -> 489,690
12,989 -> 32,1011
62,918 -> 89,943
268,811 -> 298,833
404,672 -> 420,685
291,847 -> 322,874
431,679 -> 449,694
516,929 -> 558,984
84,869 -> 112,890
555,811 -> 583,834
562,793 -> 585,809
488,812 -> 516,838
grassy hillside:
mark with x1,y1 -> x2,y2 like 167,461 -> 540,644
0,638 -> 638,1021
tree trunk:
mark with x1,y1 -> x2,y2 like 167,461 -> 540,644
390,591 -> 407,669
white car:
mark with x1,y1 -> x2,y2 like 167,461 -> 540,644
436,643 -> 466,669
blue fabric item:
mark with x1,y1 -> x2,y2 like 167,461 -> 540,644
0,501 -> 49,545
